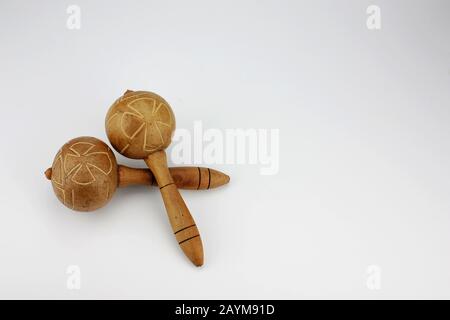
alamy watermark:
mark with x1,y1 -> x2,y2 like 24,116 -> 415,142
366,5 -> 381,30
366,264 -> 381,290
66,265 -> 81,290
66,5 -> 81,30
170,121 -> 279,175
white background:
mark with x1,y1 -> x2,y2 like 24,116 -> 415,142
0,0 -> 449,299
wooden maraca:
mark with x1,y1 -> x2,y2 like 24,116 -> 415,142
46,136 -> 230,211
105,90 -> 205,266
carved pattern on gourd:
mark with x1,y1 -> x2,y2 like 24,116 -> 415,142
107,94 -> 173,153
51,142 -> 113,209
64,142 -> 113,185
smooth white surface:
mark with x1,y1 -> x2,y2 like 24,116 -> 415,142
0,0 -> 449,299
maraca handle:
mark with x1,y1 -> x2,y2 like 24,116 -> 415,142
145,151 -> 204,267
118,166 -> 230,189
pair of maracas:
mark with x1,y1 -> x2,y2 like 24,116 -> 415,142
46,90 -> 229,267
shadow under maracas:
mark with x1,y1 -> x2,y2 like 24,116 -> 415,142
105,90 -> 206,266
46,136 -> 230,212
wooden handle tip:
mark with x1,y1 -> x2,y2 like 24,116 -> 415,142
180,236 -> 204,267
209,168 -> 230,188
45,168 -> 52,180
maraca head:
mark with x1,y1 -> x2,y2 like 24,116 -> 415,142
50,136 -> 118,211
105,90 -> 175,159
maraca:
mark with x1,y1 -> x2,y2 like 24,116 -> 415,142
46,136 -> 229,211
105,90 -> 204,266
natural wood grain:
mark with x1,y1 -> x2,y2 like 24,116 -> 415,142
145,151 -> 204,266
118,166 -> 230,189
